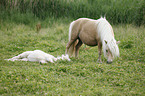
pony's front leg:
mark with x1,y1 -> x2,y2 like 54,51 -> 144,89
97,43 -> 102,63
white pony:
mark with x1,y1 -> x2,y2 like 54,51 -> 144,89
6,50 -> 71,64
65,17 -> 120,63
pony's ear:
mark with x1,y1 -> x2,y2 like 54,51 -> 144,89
104,40 -> 108,44
116,41 -> 120,44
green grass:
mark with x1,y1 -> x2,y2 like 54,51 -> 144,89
0,19 -> 145,95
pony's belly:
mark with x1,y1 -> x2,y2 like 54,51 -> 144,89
85,42 -> 98,46
79,29 -> 98,46
81,39 -> 98,46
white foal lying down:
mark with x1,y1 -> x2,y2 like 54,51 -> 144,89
5,50 -> 71,64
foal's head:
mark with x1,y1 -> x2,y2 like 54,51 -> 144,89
103,40 -> 120,64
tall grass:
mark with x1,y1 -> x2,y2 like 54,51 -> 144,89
0,0 -> 144,26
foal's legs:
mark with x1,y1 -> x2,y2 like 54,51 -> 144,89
39,60 -> 48,64
18,58 -> 29,61
97,42 -> 102,63
75,39 -> 83,58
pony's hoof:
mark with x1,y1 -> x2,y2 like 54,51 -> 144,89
98,61 -> 102,64
75,57 -> 79,59
97,59 -> 102,63
97,61 -> 102,63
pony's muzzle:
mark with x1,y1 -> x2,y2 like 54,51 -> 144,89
107,61 -> 112,64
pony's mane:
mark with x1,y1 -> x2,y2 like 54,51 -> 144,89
96,17 -> 119,58
97,17 -> 114,41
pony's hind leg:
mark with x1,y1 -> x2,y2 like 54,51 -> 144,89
12,51 -> 32,59
75,39 -> 83,58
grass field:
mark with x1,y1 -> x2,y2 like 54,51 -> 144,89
0,0 -> 144,95
0,19 -> 145,95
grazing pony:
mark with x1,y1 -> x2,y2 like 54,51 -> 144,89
65,17 -> 120,63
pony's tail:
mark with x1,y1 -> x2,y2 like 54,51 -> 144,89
68,40 -> 78,56
68,43 -> 75,56
68,21 -> 75,41
68,21 -> 77,57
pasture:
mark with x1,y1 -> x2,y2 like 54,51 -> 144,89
0,19 -> 145,95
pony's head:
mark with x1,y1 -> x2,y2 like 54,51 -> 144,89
103,39 -> 120,63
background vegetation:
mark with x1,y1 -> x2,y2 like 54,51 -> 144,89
0,0 -> 144,26
0,0 -> 145,95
